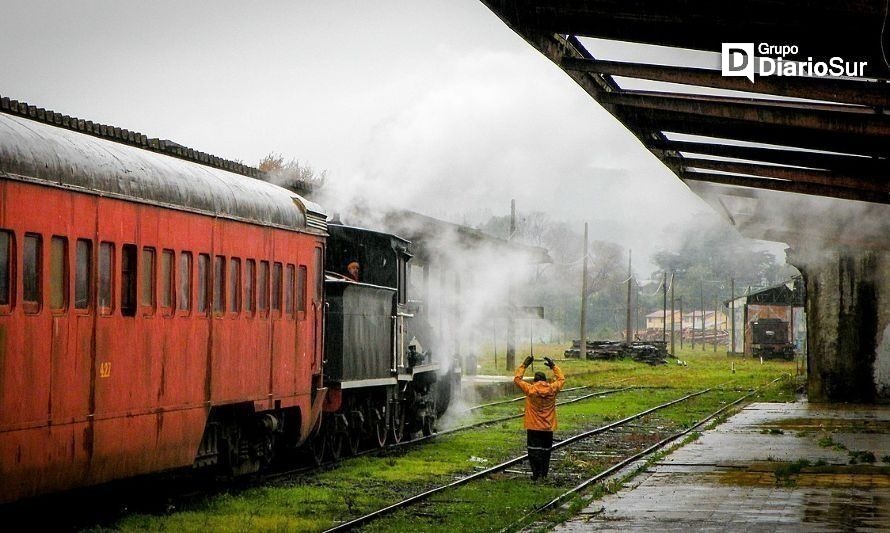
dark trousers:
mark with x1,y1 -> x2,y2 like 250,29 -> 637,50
527,430 -> 553,479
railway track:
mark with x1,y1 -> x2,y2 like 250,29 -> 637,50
322,385 -> 725,532
259,384 -> 637,482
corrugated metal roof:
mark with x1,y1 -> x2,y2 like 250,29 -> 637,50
0,112 -> 326,233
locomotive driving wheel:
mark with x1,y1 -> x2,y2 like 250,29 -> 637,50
372,407 -> 388,448
390,401 -> 406,444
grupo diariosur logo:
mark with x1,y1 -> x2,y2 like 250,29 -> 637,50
721,43 -> 867,82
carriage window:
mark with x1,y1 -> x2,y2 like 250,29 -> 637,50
99,242 -> 114,313
50,236 -> 68,310
161,249 -> 174,310
197,254 -> 210,314
141,247 -> 155,310
258,260 -> 269,313
245,259 -> 255,315
23,233 -> 41,310
121,244 -> 137,316
272,262 -> 282,313
285,264 -> 295,315
314,248 -> 323,301
0,230 -> 13,307
179,252 -> 192,312
213,256 -> 225,314
75,239 -> 92,309
297,265 -> 307,313
229,258 -> 241,314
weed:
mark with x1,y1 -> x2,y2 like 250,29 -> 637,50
761,428 -> 784,435
848,450 -> 876,464
817,435 -> 835,448
882,455 -> 890,464
774,459 -> 811,486
814,459 -> 827,467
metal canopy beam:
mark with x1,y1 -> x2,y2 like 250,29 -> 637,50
600,91 -> 890,135
560,57 -> 890,108
651,140 -> 890,174
629,113 -> 890,157
669,156 -> 890,193
681,170 -> 890,204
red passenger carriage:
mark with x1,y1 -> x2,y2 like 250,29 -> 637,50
0,110 -> 328,502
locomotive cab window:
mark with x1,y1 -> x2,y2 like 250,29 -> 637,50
121,244 -> 137,317
23,233 -> 42,313
160,249 -> 174,314
140,247 -> 156,315
98,242 -> 114,315
50,236 -> 68,312
0,230 -> 13,310
75,239 -> 92,310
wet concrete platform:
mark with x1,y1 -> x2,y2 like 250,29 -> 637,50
555,402 -> 890,532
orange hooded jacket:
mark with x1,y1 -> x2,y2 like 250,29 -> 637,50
514,363 -> 566,431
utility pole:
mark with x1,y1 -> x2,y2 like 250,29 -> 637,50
670,272 -> 675,356
579,222 -> 589,359
506,200 -> 517,370
713,296 -> 718,352
730,277 -> 735,354
679,296 -> 684,349
625,250 -> 632,344
699,279 -> 704,351
662,271 -> 667,344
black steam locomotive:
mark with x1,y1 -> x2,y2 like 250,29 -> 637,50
315,223 -> 456,459
750,318 -> 795,360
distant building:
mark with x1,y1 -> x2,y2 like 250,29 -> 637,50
725,278 -> 806,356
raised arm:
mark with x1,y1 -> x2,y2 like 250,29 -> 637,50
514,356 -> 534,394
551,364 -> 566,393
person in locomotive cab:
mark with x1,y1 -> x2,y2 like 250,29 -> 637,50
346,261 -> 360,282
514,355 -> 565,481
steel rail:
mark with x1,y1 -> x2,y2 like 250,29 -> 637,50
322,386 -> 714,533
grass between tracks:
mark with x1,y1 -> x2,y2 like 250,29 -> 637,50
111,348 -> 796,532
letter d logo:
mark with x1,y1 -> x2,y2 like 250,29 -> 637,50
722,43 -> 755,83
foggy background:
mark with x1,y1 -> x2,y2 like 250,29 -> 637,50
1,0 -> 797,345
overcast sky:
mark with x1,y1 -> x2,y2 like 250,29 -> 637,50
1,0 -> 771,271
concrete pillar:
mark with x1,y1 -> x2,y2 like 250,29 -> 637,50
794,248 -> 890,402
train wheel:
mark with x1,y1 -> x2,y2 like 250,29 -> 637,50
373,409 -> 388,448
347,431 -> 361,456
390,403 -> 406,445
422,416 -> 434,437
328,431 -> 344,461
309,436 -> 326,466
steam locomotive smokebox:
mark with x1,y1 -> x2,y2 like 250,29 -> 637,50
325,281 -> 396,382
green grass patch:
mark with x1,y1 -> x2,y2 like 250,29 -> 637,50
110,349 -> 791,532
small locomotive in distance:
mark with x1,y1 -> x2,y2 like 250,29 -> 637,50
750,318 -> 795,360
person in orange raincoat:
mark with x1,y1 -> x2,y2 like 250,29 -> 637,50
514,355 -> 565,480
